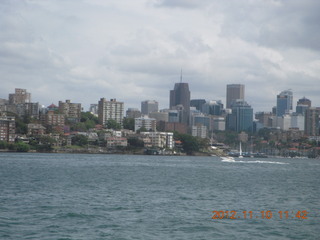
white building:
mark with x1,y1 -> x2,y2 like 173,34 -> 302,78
192,125 -> 207,138
98,98 -> 124,126
141,132 -> 174,149
134,115 -> 157,132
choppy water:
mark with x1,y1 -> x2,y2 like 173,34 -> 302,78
0,153 -> 319,239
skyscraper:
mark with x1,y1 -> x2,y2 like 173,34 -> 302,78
226,84 -> 245,109
169,80 -> 190,124
141,100 -> 158,115
170,83 -> 190,111
227,100 -> 253,132
276,90 -> 293,117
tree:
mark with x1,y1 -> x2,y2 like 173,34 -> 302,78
0,141 -> 8,149
128,137 -> 144,148
72,134 -> 88,146
123,117 -> 135,130
106,119 -> 121,130
174,133 -> 200,155
15,142 -> 30,152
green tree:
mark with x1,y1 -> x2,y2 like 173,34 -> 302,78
123,117 -> 135,130
128,137 -> 144,148
175,133 -> 200,155
15,142 -> 30,152
106,119 -> 121,130
72,134 -> 88,146
0,141 -> 8,149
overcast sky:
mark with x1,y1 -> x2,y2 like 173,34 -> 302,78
1,0 -> 319,112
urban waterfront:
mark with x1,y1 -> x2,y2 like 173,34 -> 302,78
0,153 -> 319,239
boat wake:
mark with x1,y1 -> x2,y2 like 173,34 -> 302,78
221,157 -> 288,165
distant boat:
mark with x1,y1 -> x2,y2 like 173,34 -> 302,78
239,142 -> 243,158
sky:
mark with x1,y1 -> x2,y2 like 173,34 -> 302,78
1,0 -> 319,112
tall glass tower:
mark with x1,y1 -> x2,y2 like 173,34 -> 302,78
276,90 -> 293,117
227,100 -> 253,132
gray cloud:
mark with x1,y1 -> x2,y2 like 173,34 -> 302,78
0,0 -> 319,112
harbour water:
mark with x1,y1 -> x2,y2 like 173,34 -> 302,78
0,153 -> 319,239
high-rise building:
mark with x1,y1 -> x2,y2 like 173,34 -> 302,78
297,97 -> 311,107
169,82 -> 190,124
276,90 -> 293,117
141,100 -> 158,115
59,100 -> 82,122
98,98 -> 124,126
8,88 -> 31,104
202,100 -> 224,116
226,84 -> 245,109
126,108 -> 141,119
305,108 -> 320,136
0,114 -> 15,143
190,99 -> 206,112
296,97 -> 311,115
227,100 -> 253,132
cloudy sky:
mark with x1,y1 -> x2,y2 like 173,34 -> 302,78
1,0 -> 319,112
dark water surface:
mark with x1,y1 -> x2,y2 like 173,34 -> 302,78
0,153 -> 319,239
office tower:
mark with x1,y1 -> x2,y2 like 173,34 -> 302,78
227,100 -> 253,132
126,108 -> 141,118
8,88 -> 31,104
305,108 -> 320,136
169,81 -> 190,124
226,84 -> 245,109
59,100 -> 82,122
255,112 -> 273,128
297,97 -> 311,107
98,98 -> 124,126
296,97 -> 311,115
141,100 -> 158,115
202,100 -> 224,116
190,99 -> 206,111
276,90 -> 293,117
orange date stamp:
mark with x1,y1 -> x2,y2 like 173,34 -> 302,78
212,210 -> 309,220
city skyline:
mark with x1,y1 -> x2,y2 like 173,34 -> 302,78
0,1 -> 319,112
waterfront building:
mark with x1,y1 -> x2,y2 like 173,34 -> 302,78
98,98 -> 124,126
141,100 -> 158,115
276,90 -> 293,117
0,114 -> 15,143
226,84 -> 245,109
140,132 -> 174,149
